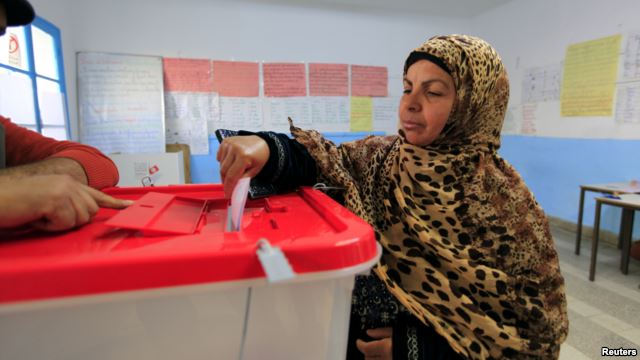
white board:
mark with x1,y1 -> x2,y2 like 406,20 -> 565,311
77,52 -> 165,153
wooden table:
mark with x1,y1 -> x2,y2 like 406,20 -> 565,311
589,194 -> 640,281
575,182 -> 640,255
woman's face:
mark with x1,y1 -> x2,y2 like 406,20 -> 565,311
398,59 -> 455,146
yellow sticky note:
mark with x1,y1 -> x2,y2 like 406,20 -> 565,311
350,97 -> 373,131
560,34 -> 621,117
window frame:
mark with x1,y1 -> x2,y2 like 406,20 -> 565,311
0,16 -> 70,139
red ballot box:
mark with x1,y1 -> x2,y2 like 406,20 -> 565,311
0,185 -> 380,360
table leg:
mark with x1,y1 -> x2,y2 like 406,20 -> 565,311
589,201 -> 602,281
618,208 -> 625,249
620,209 -> 635,275
576,188 -> 586,255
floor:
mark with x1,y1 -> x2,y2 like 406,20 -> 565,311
553,225 -> 640,359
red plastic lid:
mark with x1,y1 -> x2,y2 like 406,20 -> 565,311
105,192 -> 210,235
0,185 -> 376,304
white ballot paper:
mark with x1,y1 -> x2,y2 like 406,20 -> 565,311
227,177 -> 251,231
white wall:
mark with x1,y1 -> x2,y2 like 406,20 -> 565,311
471,0 -> 640,77
29,0 -> 469,140
471,0 -> 640,139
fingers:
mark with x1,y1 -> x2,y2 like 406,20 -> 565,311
31,196 -> 77,231
367,327 -> 393,339
219,149 -> 237,184
29,178 -> 132,231
86,186 -> 133,209
356,328 -> 393,360
69,186 -> 96,226
216,136 -> 270,198
356,339 -> 388,357
223,158 -> 252,198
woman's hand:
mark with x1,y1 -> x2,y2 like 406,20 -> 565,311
216,135 -> 269,198
356,327 -> 393,360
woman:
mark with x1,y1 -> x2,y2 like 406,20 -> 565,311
217,35 -> 568,359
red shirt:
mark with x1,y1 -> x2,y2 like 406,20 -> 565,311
1,116 -> 119,189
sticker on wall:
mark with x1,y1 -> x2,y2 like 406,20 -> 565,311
8,33 -> 21,67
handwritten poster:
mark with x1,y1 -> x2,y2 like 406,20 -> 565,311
163,58 -> 213,92
78,52 -> 165,154
164,92 -> 213,154
501,106 -> 522,135
560,35 -> 621,116
163,58 -> 215,154
310,97 -> 349,125
309,63 -> 348,96
372,97 -> 398,133
350,97 -> 373,131
264,97 -> 311,132
218,97 -> 262,130
208,93 -> 221,135
522,63 -> 562,103
213,61 -> 259,97
521,103 -> 538,135
351,65 -> 388,97
622,31 -> 640,81
263,63 -> 307,97
615,83 -> 640,124
307,97 -> 349,132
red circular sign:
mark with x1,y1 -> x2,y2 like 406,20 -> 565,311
9,34 -> 19,54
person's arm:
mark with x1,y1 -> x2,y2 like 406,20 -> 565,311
217,131 -> 317,197
0,157 -> 88,184
250,131 -> 317,192
0,117 -> 119,189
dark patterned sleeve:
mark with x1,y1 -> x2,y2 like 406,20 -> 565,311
393,315 -> 428,360
393,313 -> 466,360
237,131 -> 317,192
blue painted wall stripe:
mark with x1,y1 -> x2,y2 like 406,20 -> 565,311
499,135 -> 640,236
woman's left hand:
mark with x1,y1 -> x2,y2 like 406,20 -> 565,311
356,327 -> 393,360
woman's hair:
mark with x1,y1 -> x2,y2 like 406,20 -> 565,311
404,51 -> 451,75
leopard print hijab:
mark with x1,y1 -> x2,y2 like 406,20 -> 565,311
291,35 -> 568,359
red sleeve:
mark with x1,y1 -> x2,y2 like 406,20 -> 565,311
1,116 -> 119,189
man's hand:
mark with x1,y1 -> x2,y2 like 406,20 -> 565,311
356,327 -> 393,360
0,174 -> 132,231
216,135 -> 269,198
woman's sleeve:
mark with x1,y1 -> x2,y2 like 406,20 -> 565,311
239,131 -> 317,193
392,313 -> 466,360
393,315 -> 429,360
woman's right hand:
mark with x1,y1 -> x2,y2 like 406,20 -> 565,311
216,135 -> 270,198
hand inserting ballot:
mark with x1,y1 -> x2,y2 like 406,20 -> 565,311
216,135 -> 270,198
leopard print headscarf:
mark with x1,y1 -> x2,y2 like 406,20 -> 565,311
291,35 -> 568,359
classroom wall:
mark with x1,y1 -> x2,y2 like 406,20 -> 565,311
29,0 -> 469,140
472,0 -> 640,236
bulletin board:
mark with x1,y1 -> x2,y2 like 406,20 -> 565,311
77,52 -> 398,183
160,58 -> 398,153
502,31 -> 640,140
